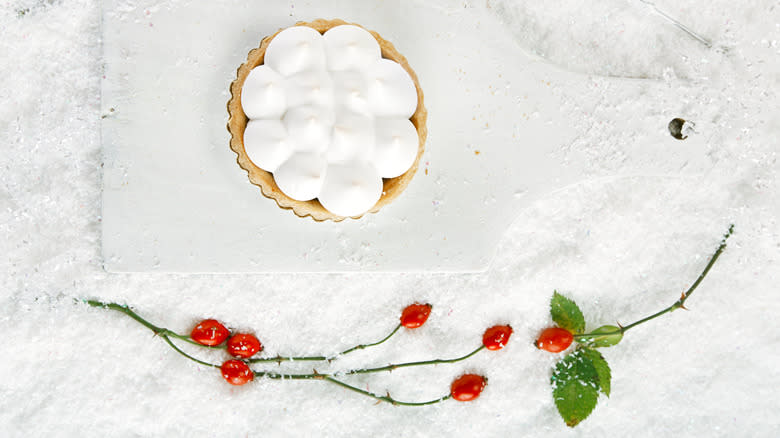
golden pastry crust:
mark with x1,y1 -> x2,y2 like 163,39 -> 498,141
227,18 -> 427,222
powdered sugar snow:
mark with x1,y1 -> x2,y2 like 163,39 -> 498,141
0,0 -> 777,436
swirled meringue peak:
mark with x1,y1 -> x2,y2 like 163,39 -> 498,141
264,26 -> 327,76
241,65 -> 287,119
323,24 -> 382,71
240,24 -> 420,217
242,119 -> 291,173
318,162 -> 383,217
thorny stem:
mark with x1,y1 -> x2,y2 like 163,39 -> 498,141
85,300 -> 163,332
344,346 -> 485,375
230,370 -> 453,405
247,355 -> 328,363
322,377 -> 452,406
131,340 -> 451,405
85,300 -> 333,362
228,370 -> 452,405
86,300 -> 403,362
338,324 -> 402,356
85,300 -> 222,347
247,324 -> 403,363
88,299 -> 483,374
574,225 -> 734,341
86,300 -> 456,406
160,335 -> 220,368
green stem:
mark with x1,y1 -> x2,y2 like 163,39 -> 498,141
574,224 -> 734,341
160,335 -> 220,368
247,355 -> 329,363
344,346 -> 485,375
249,346 -> 484,380
87,300 -> 456,406
85,300 -> 214,344
86,299 -> 326,360
254,370 -> 327,380
245,372 -> 451,405
250,322 -> 407,362
86,300 -> 164,333
338,324 -> 402,356
245,324 -> 409,362
322,377 -> 452,406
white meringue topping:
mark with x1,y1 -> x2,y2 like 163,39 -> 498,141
332,70 -> 371,115
243,119 -> 292,172
283,105 -> 335,153
328,112 -> 375,164
285,70 -> 335,108
240,24 -> 420,216
322,24 -> 382,71
367,59 -> 418,118
373,118 -> 419,178
264,26 -> 326,76
241,65 -> 287,119
273,153 -> 327,201
318,162 -> 383,217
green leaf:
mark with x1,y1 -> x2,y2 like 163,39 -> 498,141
550,291 -> 586,334
577,325 -> 623,348
551,349 -> 600,427
580,348 -> 612,397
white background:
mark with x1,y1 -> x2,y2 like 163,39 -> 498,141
1,0 -> 778,436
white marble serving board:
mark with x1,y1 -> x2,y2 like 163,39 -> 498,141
101,0 -> 708,272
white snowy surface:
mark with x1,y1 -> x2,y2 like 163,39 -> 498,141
1,0 -> 778,436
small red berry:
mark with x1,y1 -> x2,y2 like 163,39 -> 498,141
536,327 -> 574,353
190,319 -> 230,346
227,333 -> 263,358
450,374 -> 487,402
400,303 -> 432,329
482,325 -> 513,350
221,360 -> 253,386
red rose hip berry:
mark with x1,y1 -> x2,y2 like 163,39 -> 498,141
190,319 -> 230,346
400,303 -> 432,329
536,327 -> 574,353
221,360 -> 253,386
482,325 -> 513,350
227,333 -> 263,358
450,374 -> 487,402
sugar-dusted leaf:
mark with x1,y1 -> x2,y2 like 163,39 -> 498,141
580,347 -> 612,397
576,325 -> 623,348
550,291 -> 586,334
551,349 -> 600,427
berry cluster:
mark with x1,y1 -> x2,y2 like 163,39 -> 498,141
88,300 -> 512,405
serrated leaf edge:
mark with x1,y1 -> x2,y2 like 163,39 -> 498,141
551,350 -> 601,427
580,347 -> 612,397
550,291 -> 586,334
